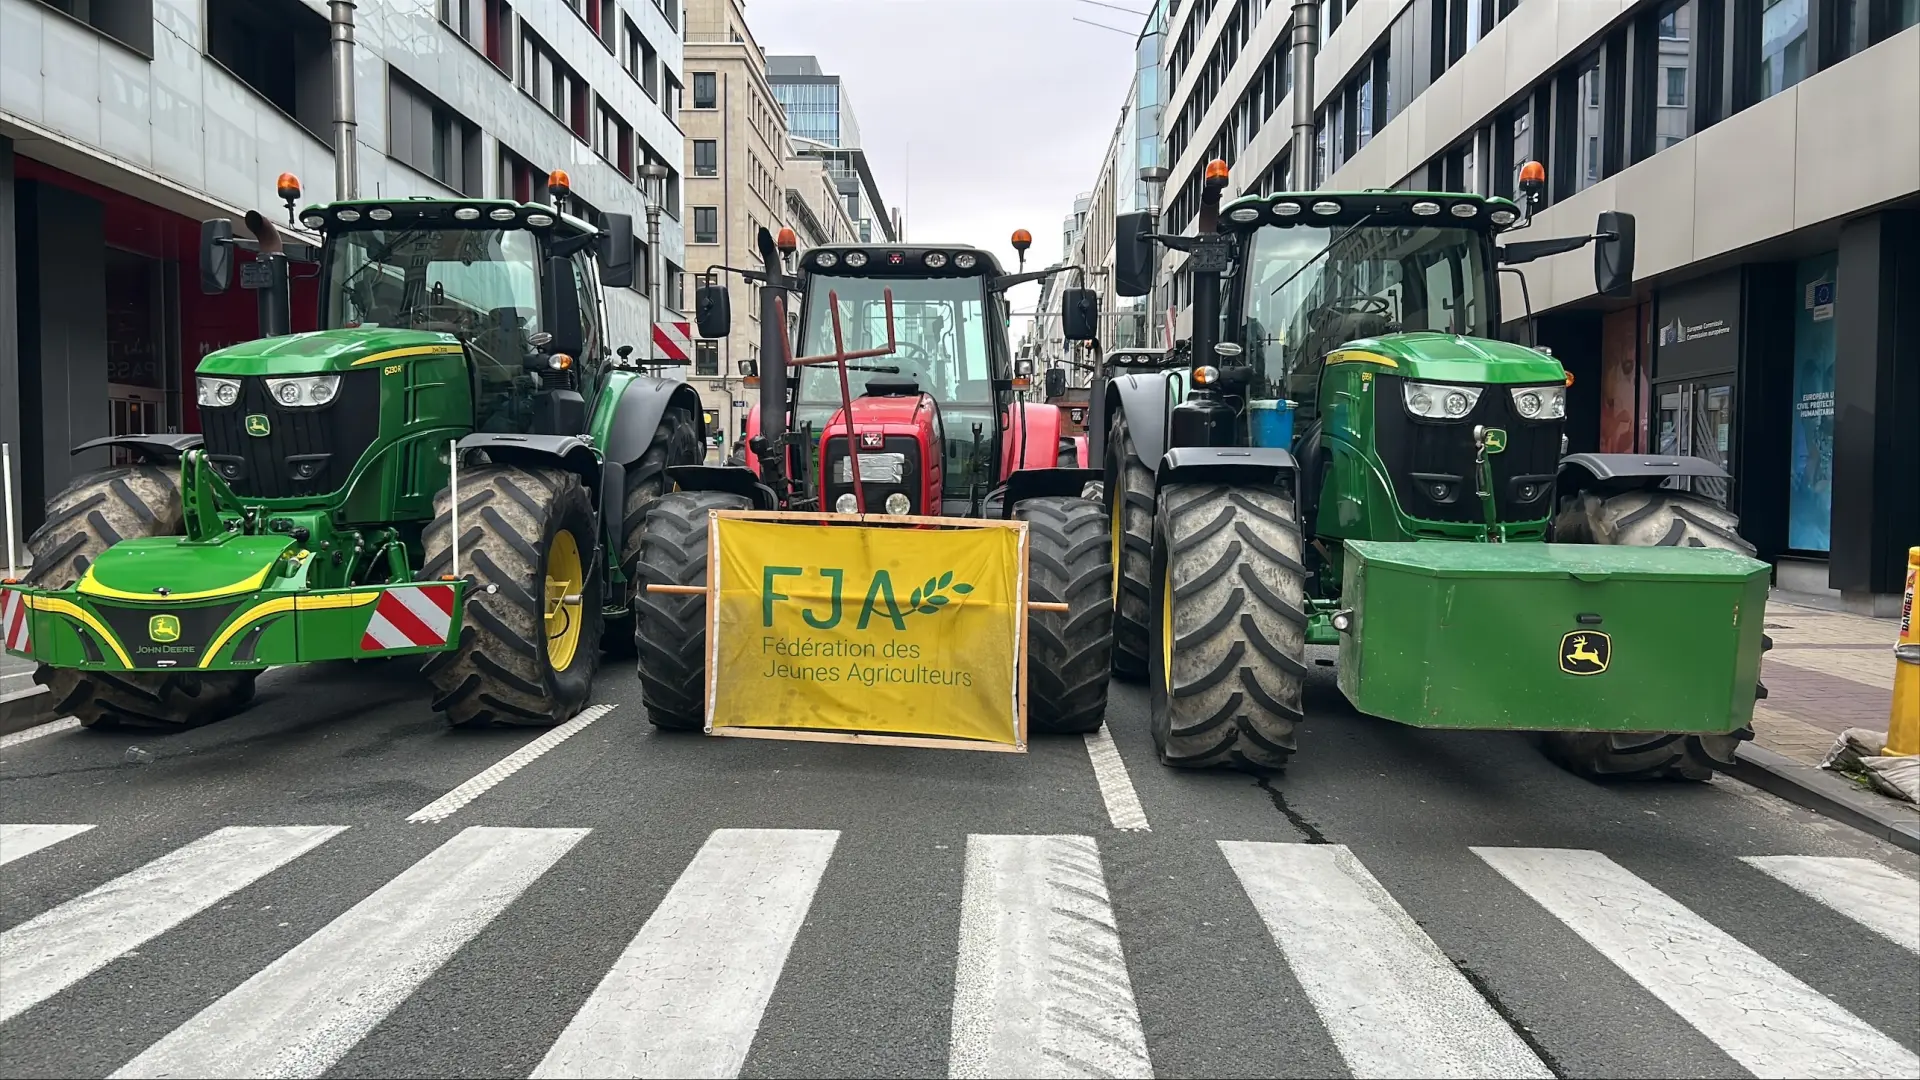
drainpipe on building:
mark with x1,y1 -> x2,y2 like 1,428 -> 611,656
1289,1 -> 1318,191
330,1 -> 359,200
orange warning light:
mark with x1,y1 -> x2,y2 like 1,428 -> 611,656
1011,229 -> 1033,252
1519,160 -> 1546,185
1205,159 -> 1230,183
276,173 -> 302,200
548,170 -> 572,196
776,227 -> 799,252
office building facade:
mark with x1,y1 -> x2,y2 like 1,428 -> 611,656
766,54 -> 897,242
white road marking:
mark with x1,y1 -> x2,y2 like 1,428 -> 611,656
114,826 -> 586,1079
0,825 -> 344,1023
1222,841 -> 1550,1079
1475,846 -> 1920,1080
532,828 -> 839,1079
1,670 -> 32,680
0,824 -> 96,866
1741,855 -> 1920,955
0,715 -> 80,749
1083,728 -> 1150,831
406,704 -> 616,823
949,834 -> 1153,1080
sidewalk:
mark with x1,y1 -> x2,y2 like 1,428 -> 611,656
1753,596 -> 1902,765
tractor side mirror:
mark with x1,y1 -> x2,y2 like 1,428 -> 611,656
1114,211 -> 1156,297
1044,368 -> 1068,399
1594,211 -> 1636,298
1061,287 -> 1099,342
541,256 -> 586,356
696,283 -> 732,338
200,218 -> 234,294
599,212 -> 636,288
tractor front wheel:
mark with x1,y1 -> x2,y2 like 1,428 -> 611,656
26,464 -> 257,730
1016,496 -> 1112,734
604,406 -> 700,655
634,490 -> 751,729
1150,483 -> 1308,772
1106,411 -> 1154,682
1542,488 -> 1759,781
422,464 -> 603,728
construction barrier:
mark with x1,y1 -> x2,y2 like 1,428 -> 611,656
704,511 -> 1029,751
1888,546 -> 1918,756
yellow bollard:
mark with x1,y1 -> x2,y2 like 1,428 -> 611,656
1888,547 -> 1919,756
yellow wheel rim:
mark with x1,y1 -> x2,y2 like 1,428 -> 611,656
1111,503 -> 1124,598
543,530 -> 586,671
1161,562 -> 1174,681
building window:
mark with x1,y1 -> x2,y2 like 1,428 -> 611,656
692,72 -> 718,109
693,206 -> 719,244
693,140 -> 718,177
207,0 -> 331,142
694,340 -> 719,377
389,72 -> 482,194
519,28 -> 585,137
499,145 -> 540,203
1664,66 -> 1687,106
1566,52 -> 1605,194
1755,0 -> 1810,102
595,99 -> 633,178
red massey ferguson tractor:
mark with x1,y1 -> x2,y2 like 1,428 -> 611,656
632,227 -> 1115,734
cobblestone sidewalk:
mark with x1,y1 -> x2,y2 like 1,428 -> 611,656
1755,597 -> 1902,766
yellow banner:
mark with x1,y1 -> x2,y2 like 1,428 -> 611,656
708,516 -> 1024,745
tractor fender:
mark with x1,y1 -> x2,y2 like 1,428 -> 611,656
456,433 -> 600,487
994,468 -> 1103,518
1104,372 -> 1177,471
665,464 -> 780,510
1000,401 -> 1068,476
71,433 -> 203,463
1558,452 -> 1728,497
600,377 -> 707,468
1156,446 -> 1298,493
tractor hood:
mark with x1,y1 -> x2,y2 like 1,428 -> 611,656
196,328 -> 463,377
75,534 -> 299,604
1339,331 -> 1564,386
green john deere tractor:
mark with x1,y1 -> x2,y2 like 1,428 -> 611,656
1090,160 -> 1769,781
1,180 -> 704,730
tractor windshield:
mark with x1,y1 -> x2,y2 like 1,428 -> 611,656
795,274 -> 994,405
1241,223 -> 1492,415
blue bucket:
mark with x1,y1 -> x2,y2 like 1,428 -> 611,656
1249,399 -> 1296,449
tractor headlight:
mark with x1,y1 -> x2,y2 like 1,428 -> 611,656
834,493 -> 859,514
1511,385 -> 1566,420
264,375 -> 342,407
197,377 -> 242,407
1402,380 -> 1482,420
884,493 -> 911,515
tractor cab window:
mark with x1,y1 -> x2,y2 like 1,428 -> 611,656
322,227 -> 543,427
795,273 -> 995,405
1242,223 -> 1491,418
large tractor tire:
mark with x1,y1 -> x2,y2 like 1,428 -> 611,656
604,407 -> 700,655
1016,496 -> 1113,734
634,490 -> 751,729
422,464 -> 603,728
1150,483 -> 1309,772
1106,411 -> 1155,682
25,465 -> 257,730
1542,488 -> 1759,781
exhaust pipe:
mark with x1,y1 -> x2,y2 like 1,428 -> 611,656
1289,2 -> 1318,190
331,1 -> 358,200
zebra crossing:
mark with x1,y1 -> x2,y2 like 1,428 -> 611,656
2,821 -> 1915,1079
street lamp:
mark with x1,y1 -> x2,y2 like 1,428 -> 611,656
639,161 -> 669,372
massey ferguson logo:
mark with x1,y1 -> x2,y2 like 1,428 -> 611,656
859,433 -> 885,450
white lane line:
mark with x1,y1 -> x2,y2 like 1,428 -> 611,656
949,834 -> 1153,1080
1475,846 -> 1920,1080
1,670 -> 32,680
115,826 -> 587,1079
532,828 -> 839,1079
1222,841 -> 1550,1080
1740,855 -> 1920,955
0,825 -> 344,1023
407,704 -> 616,823
1083,728 -> 1150,831
0,716 -> 80,749
0,824 -> 96,866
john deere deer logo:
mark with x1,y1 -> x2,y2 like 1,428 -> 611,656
1481,427 -> 1508,454
148,614 -> 182,643
1559,630 -> 1610,675
245,414 -> 272,437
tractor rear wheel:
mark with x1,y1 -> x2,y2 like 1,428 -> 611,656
1106,411 -> 1154,682
1150,483 -> 1308,772
635,490 -> 751,729
422,464 -> 603,728
1542,489 -> 1758,781
604,407 -> 700,655
25,464 -> 258,730
1016,496 -> 1112,734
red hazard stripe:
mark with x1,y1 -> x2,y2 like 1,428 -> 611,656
422,584 -> 456,616
377,590 -> 441,646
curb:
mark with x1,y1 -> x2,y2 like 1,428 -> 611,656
1724,744 -> 1920,854
0,682 -> 59,736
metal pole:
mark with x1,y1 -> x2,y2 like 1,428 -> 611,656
330,1 -> 359,200
2,442 -> 16,581
448,439 -> 460,580
646,203 -> 662,371
1289,1 -> 1318,190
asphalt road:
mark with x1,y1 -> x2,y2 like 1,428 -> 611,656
2,650 -> 1916,1079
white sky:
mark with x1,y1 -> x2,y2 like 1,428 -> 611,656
744,0 -> 1145,327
